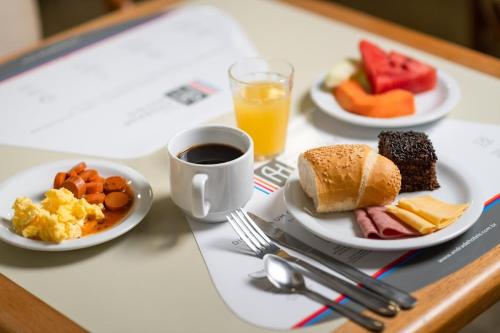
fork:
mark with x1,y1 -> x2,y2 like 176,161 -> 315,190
227,208 -> 399,317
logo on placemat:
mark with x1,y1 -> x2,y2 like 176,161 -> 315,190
254,159 -> 294,188
166,80 -> 217,105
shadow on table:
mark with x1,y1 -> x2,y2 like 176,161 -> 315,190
0,234 -> 120,268
0,194 -> 191,268
124,194 -> 192,251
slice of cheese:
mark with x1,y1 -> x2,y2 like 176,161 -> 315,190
398,196 -> 469,229
385,205 -> 437,234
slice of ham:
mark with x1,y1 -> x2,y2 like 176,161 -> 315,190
354,206 -> 419,239
354,209 -> 381,239
366,206 -> 419,238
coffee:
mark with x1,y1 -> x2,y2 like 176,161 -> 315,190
178,143 -> 243,165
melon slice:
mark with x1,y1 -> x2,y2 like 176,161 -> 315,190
360,40 -> 437,94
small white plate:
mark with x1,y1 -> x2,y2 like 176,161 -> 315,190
310,70 -> 460,128
283,158 -> 483,251
0,160 -> 153,251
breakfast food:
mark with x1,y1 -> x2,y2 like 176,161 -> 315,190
359,40 -> 437,94
12,188 -> 104,243
324,59 -> 359,89
104,176 -> 128,193
298,144 -> 401,212
11,162 -> 135,243
53,162 -> 132,210
398,196 -> 469,229
61,176 -> 87,199
386,195 -> 469,235
324,39 -> 438,119
335,80 -> 415,118
378,130 -> 439,192
104,192 -> 130,211
385,206 -> 437,234
53,172 -> 67,188
355,206 -> 418,239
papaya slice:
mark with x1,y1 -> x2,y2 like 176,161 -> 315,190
334,80 -> 415,118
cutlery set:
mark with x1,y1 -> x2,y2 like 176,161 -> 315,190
227,208 -> 418,332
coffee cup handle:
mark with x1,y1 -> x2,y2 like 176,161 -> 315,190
192,174 -> 210,219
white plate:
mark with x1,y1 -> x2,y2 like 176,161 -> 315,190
283,158 -> 483,251
0,160 -> 153,251
310,70 -> 460,128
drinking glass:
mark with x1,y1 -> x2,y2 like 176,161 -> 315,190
229,58 -> 293,160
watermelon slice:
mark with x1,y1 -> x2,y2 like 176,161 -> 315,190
359,40 -> 437,94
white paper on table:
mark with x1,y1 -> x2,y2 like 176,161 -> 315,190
0,6 -> 257,158
188,116 -> 500,330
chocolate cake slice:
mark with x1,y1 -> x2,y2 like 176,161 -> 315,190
378,131 -> 439,192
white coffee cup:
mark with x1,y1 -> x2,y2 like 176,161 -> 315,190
167,125 -> 254,222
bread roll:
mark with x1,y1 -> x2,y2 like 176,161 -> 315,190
298,144 -> 401,212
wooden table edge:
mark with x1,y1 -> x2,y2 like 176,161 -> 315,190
0,0 -> 498,332
0,273 -> 87,333
335,245 -> 500,333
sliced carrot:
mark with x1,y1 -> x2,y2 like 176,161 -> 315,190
84,193 -> 105,204
53,172 -> 68,189
104,192 -> 130,211
104,176 -> 127,193
86,182 -> 104,194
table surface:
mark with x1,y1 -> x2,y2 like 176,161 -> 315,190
0,1 -> 499,332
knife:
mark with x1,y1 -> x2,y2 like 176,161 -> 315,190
248,212 -> 417,309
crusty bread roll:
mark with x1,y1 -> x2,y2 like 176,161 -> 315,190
298,144 -> 401,212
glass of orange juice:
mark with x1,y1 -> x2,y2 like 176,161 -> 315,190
229,58 -> 294,160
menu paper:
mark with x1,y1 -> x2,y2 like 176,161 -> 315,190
187,117 -> 500,329
0,6 -> 257,158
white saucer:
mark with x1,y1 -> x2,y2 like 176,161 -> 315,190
0,160 -> 153,251
283,158 -> 483,251
310,70 -> 460,128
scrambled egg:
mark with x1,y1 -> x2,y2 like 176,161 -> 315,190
12,188 -> 104,243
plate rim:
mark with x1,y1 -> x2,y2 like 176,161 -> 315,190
0,159 -> 153,251
283,159 -> 483,251
310,69 -> 460,128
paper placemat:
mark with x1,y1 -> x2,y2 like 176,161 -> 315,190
187,116 -> 500,329
0,5 -> 256,158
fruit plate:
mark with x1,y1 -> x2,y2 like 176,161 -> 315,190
0,160 -> 153,251
310,69 -> 460,128
283,157 -> 483,251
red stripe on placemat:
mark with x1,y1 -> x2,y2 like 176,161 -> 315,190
190,81 -> 216,94
292,294 -> 345,328
254,176 -> 279,190
484,193 -> 500,207
372,250 -> 417,279
254,180 -> 274,193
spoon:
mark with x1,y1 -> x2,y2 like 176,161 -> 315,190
264,254 -> 384,332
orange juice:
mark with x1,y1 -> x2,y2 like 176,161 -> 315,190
233,81 -> 290,159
